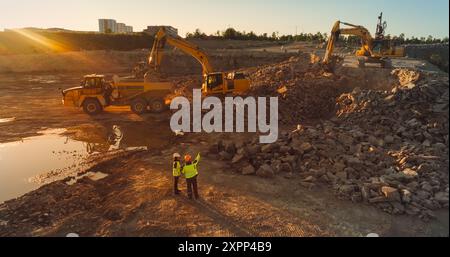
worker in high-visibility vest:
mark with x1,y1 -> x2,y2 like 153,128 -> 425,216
182,153 -> 200,200
172,153 -> 182,195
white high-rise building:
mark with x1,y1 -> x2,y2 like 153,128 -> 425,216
99,19 -> 132,34
98,19 -> 117,33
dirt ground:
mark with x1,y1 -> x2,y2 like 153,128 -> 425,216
1,125 -> 448,237
0,70 -> 448,237
0,42 -> 449,237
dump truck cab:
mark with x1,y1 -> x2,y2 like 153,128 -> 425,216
62,74 -> 110,115
62,74 -> 172,115
202,72 -> 250,95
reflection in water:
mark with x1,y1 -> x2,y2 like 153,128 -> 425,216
108,125 -> 125,150
84,125 -> 134,154
0,131 -> 88,203
0,121 -> 170,203
0,125 -> 147,203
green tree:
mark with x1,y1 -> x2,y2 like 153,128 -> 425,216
223,28 -> 238,39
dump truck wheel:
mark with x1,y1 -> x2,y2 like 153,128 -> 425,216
358,58 -> 366,68
150,99 -> 165,113
381,59 -> 392,69
131,98 -> 147,115
83,98 -> 102,115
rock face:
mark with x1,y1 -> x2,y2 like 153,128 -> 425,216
222,66 -> 449,221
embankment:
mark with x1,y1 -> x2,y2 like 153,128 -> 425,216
0,50 -> 293,75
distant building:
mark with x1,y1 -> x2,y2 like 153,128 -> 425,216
143,26 -> 178,37
99,19 -> 133,34
116,23 -> 126,33
99,19 -> 117,33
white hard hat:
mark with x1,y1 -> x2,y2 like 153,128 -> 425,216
173,153 -> 181,158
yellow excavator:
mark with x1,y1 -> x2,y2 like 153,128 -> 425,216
145,27 -> 250,95
323,13 -> 405,68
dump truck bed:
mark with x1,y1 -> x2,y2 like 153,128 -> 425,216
111,81 -> 173,104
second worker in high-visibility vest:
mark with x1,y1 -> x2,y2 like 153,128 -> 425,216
182,153 -> 200,200
172,153 -> 182,195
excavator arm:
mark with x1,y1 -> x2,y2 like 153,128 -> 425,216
148,28 -> 214,77
145,27 -> 250,95
323,21 -> 374,64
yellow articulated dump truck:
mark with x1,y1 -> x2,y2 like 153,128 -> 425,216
62,74 -> 172,115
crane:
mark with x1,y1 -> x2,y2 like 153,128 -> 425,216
145,27 -> 250,95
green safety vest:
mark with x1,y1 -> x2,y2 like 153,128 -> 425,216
182,153 -> 200,179
173,161 -> 181,177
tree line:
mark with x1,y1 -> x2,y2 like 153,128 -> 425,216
1,28 -> 448,55
186,27 -> 449,45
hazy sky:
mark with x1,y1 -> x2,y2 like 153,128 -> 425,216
1,0 -> 449,38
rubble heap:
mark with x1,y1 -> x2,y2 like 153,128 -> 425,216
248,54 -> 349,123
209,68 -> 449,221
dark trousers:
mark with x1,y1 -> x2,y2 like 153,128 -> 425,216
186,175 -> 199,199
173,176 -> 180,194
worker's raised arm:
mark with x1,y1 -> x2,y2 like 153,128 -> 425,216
193,153 -> 200,165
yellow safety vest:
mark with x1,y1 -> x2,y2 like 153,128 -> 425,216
182,164 -> 198,179
182,153 -> 200,179
173,161 -> 181,177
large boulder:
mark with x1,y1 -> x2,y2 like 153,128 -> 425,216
219,151 -> 233,161
231,153 -> 246,164
381,186 -> 401,202
256,164 -> 275,178
241,164 -> 256,175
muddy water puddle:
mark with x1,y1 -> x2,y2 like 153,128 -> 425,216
0,129 -> 89,203
0,122 -> 171,203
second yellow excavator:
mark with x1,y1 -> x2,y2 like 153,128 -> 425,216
323,13 -> 405,68
145,27 -> 250,95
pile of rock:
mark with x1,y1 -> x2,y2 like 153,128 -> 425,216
211,68 -> 449,221
248,54 -> 349,123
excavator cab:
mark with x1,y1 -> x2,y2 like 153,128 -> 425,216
205,72 -> 224,92
203,72 -> 250,95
